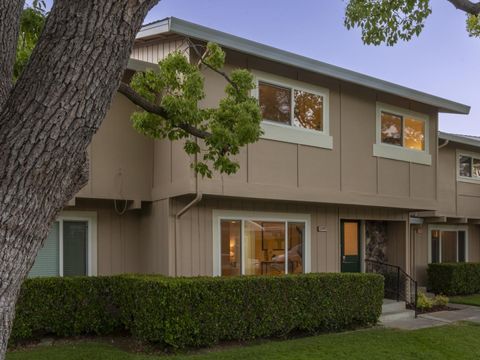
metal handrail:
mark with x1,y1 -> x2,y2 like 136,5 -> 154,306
365,259 -> 418,317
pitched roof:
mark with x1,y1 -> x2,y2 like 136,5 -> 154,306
439,131 -> 480,147
136,17 -> 470,115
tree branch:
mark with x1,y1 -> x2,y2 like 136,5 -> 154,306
0,0 -> 24,109
447,0 -> 480,15
187,39 -> 240,93
118,82 -> 211,139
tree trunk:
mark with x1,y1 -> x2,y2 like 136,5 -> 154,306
0,0 -> 158,358
0,0 -> 24,108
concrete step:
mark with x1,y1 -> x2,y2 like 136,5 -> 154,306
380,299 -> 415,323
380,309 -> 416,323
382,299 -> 407,314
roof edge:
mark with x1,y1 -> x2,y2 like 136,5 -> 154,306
127,58 -> 157,72
439,131 -> 480,148
136,17 -> 470,115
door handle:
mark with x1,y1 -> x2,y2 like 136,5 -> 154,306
342,255 -> 346,261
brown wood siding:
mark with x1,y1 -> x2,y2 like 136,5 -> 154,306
412,224 -> 429,286
412,223 -> 480,286
169,197 -> 409,277
131,38 -> 189,64
386,221 -> 407,270
469,225 -> 480,262
66,199 -> 143,275
139,199 -> 171,275
153,49 -> 439,211
438,143 -> 480,219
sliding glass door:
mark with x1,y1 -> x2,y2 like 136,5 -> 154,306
216,211 -> 310,276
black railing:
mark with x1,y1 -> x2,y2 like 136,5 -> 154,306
365,259 -> 418,317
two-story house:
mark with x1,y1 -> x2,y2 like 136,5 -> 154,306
411,132 -> 480,285
29,17 -> 474,289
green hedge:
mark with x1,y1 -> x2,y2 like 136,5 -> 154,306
11,277 -> 123,342
12,273 -> 383,348
427,263 -> 480,295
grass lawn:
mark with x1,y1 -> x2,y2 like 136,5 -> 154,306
451,294 -> 480,307
7,322 -> 480,360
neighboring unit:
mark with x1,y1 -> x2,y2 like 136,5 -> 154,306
30,18 -> 475,294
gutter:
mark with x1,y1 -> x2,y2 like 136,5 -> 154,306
137,17 -> 470,115
439,131 -> 480,148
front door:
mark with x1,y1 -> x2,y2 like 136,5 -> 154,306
341,220 -> 361,272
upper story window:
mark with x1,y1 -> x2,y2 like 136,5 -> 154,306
374,103 -> 431,165
381,112 -> 425,150
259,82 -> 324,132
457,151 -> 480,182
252,71 -> 332,149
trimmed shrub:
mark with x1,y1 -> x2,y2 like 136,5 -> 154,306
12,273 -> 383,349
416,292 -> 449,311
114,273 -> 384,348
417,292 -> 433,310
11,277 -> 122,343
427,263 -> 480,295
433,295 -> 449,307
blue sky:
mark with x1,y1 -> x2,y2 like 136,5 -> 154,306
46,1 -> 480,135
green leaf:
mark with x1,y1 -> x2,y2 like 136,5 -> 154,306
130,45 -> 262,177
344,0 -> 432,46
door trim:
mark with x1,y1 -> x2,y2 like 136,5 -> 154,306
340,219 -> 361,273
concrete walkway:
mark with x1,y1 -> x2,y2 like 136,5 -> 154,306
382,303 -> 480,330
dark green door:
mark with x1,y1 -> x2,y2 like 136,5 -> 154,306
341,220 -> 361,273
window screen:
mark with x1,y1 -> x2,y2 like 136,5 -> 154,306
63,221 -> 88,276
29,222 -> 60,277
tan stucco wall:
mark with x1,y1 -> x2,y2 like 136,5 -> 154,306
76,93 -> 154,202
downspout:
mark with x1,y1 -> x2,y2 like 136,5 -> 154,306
174,141 -> 203,276
438,139 -> 449,149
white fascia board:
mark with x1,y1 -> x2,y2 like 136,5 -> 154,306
439,131 -> 480,148
135,17 -> 470,115
127,58 -> 157,72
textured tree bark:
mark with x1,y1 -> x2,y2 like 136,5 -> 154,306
0,0 -> 24,108
447,0 -> 480,15
0,0 -> 158,358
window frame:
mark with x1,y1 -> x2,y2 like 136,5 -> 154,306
457,150 -> 480,184
428,225 -> 468,264
32,211 -> 97,277
212,209 -> 311,276
374,102 -> 431,165
251,70 -> 332,149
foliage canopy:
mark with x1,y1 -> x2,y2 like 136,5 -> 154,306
130,43 -> 262,178
345,0 -> 480,46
